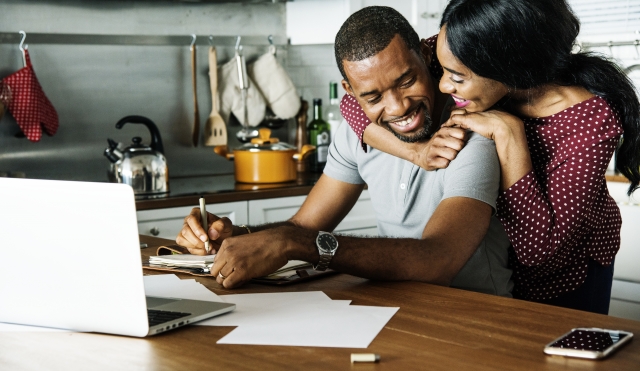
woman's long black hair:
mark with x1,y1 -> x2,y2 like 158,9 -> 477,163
441,0 -> 640,195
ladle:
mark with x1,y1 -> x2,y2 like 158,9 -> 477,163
234,37 -> 258,142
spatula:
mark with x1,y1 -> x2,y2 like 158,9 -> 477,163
204,46 -> 227,146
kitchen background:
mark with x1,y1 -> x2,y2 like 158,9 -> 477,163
0,0 -> 639,180
1,0 -> 639,318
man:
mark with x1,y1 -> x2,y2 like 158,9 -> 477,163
177,6 -> 513,296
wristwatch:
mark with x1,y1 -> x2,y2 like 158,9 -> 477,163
313,231 -> 339,271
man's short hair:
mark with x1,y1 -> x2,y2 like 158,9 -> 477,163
335,6 -> 421,82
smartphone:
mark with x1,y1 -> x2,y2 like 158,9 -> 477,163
544,328 -> 634,359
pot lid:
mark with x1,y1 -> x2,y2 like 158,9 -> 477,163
235,128 -> 297,151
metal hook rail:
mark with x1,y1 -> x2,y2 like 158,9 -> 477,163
580,39 -> 640,49
0,32 -> 287,47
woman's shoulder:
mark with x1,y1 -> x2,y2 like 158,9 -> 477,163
540,95 -> 620,129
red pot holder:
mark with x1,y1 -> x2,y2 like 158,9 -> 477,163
1,49 -> 59,142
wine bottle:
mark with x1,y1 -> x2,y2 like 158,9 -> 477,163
326,81 -> 343,141
308,98 -> 331,173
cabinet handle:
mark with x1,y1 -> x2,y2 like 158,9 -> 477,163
150,227 -> 160,236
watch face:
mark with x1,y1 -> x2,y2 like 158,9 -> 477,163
317,233 -> 338,253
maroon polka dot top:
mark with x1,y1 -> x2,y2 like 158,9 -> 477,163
500,96 -> 622,301
340,34 -> 623,301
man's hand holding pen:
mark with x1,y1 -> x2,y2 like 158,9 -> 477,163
177,206 -> 234,255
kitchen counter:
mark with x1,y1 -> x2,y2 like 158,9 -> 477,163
135,172 -> 323,211
606,173 -> 631,183
136,171 -> 630,211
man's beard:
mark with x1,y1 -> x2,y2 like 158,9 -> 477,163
381,106 -> 434,143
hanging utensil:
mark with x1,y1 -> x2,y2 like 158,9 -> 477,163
190,34 -> 200,147
1,31 -> 59,142
204,45 -> 227,146
234,36 -> 258,142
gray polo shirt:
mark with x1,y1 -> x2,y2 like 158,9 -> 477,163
324,121 -> 513,297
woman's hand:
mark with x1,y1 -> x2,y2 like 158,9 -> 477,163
443,109 -> 533,190
176,208 -> 235,255
443,109 -> 525,143
411,126 -> 467,171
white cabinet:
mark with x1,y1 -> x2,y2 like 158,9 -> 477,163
137,191 -> 377,240
248,190 -> 378,236
137,201 -> 248,240
286,0 -> 449,45
248,195 -> 308,225
606,181 -> 640,321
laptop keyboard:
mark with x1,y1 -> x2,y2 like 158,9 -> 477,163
148,309 -> 191,327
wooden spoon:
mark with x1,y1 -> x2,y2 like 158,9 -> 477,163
204,46 -> 227,146
191,41 -> 199,147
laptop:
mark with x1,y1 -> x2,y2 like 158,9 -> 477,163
0,177 -> 235,337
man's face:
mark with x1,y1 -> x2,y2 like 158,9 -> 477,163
342,35 -> 435,143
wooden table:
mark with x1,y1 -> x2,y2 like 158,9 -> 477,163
2,235 -> 639,370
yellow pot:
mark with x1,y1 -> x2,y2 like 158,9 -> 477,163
214,128 -> 315,183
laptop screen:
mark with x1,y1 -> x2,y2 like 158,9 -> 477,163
0,178 -> 149,336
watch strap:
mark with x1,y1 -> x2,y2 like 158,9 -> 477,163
313,254 -> 333,271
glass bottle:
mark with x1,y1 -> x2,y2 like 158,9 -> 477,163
326,81 -> 343,141
308,98 -> 331,173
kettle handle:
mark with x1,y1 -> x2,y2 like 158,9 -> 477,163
115,115 -> 165,154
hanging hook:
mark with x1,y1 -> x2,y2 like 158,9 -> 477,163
18,30 -> 27,67
235,36 -> 242,55
607,41 -> 614,56
634,40 -> 640,59
267,34 -> 276,56
190,34 -> 196,51
208,35 -> 214,46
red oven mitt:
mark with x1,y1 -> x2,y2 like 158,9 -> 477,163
1,49 -> 58,142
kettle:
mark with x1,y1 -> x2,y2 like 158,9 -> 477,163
104,115 -> 169,197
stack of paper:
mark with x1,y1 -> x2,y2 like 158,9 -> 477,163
149,254 -> 215,270
201,292 -> 399,348
259,260 -> 312,280
148,255 -> 311,279
142,274 -> 223,302
143,275 -> 398,347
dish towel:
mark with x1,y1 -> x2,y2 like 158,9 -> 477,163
218,57 -> 266,127
1,49 -> 59,142
247,51 -> 300,120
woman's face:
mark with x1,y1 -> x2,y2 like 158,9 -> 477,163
436,26 -> 508,113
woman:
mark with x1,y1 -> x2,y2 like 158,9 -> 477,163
339,0 -> 640,314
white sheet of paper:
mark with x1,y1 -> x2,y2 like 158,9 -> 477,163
217,304 -> 399,348
0,322 -> 72,332
198,291 -> 336,326
143,274 -> 223,302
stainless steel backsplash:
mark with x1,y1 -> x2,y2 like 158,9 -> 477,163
0,0 -> 302,181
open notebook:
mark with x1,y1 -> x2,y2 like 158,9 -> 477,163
144,244 -> 335,285
149,253 -> 311,278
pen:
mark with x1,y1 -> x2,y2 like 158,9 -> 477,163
199,197 -> 210,253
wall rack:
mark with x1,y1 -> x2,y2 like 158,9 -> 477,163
0,32 -> 287,47
581,40 -> 640,49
